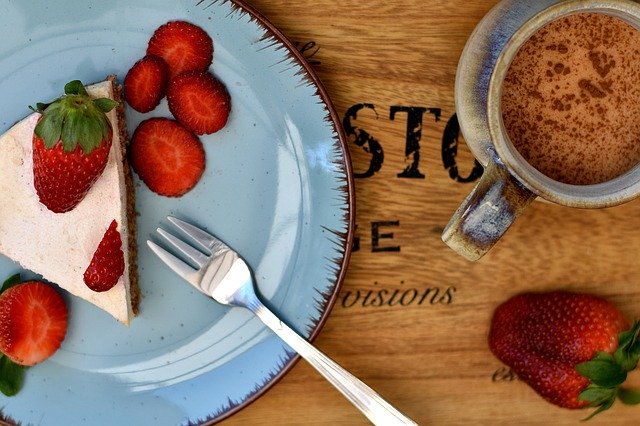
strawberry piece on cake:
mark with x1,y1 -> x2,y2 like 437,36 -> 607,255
84,220 -> 126,292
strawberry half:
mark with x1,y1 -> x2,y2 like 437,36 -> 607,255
0,280 -> 68,367
147,20 -> 213,78
489,292 -> 640,419
130,117 -> 205,197
84,220 -> 125,292
32,80 -> 118,213
167,71 -> 231,135
124,54 -> 169,113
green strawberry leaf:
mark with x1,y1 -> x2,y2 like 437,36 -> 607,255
592,351 -> 614,362
579,385 -> 616,405
0,273 -> 21,294
617,321 -> 639,349
92,98 -> 118,113
576,352 -> 627,388
574,323 -> 640,420
581,395 -> 616,422
618,387 -> 640,405
614,321 -> 640,371
0,355 -> 25,397
29,102 -> 52,113
33,80 -> 113,154
630,335 -> 640,358
60,108 -> 84,152
35,102 -> 65,148
64,80 -> 88,96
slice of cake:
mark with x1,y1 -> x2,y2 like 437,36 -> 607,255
0,76 -> 138,324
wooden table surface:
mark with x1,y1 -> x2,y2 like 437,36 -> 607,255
222,1 -> 640,424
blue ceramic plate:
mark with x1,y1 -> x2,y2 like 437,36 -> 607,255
0,1 -> 354,424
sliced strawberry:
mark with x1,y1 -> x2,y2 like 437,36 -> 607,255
167,71 -> 231,135
147,20 -> 213,78
0,282 -> 68,366
130,118 -> 205,196
84,220 -> 125,292
124,55 -> 169,113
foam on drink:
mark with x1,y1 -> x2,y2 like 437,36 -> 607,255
501,12 -> 640,185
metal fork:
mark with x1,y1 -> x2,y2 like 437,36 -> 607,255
147,216 -> 417,425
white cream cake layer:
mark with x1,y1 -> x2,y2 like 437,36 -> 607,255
0,81 -> 133,324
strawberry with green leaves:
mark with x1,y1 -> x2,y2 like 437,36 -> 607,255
489,292 -> 640,419
32,80 -> 118,213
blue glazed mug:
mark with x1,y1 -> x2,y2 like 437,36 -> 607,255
442,0 -> 640,261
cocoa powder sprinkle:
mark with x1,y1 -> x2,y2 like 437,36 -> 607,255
501,12 -> 640,185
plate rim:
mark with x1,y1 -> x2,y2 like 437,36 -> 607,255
204,1 -> 355,422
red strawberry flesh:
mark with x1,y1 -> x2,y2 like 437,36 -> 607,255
33,132 -> 112,213
84,220 -> 125,292
147,20 -> 213,78
130,117 -> 205,196
0,282 -> 68,366
124,54 -> 169,113
167,71 -> 231,135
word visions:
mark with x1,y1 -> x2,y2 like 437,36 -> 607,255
341,281 -> 456,309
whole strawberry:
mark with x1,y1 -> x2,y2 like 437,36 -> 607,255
489,292 -> 640,419
32,80 -> 118,213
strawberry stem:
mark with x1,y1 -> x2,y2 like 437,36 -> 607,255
33,80 -> 118,154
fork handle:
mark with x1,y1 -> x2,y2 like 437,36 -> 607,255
250,302 -> 417,425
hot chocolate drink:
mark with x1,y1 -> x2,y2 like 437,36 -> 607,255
501,12 -> 640,185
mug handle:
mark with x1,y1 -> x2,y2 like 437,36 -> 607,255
441,161 -> 537,261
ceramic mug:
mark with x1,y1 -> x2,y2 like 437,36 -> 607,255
442,0 -> 640,261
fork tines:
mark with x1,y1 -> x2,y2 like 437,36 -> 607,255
166,216 -> 222,252
147,237 -> 201,285
156,227 -> 210,268
146,216 -> 218,284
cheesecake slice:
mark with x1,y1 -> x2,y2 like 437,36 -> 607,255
0,76 -> 138,324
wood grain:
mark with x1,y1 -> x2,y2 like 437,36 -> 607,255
222,1 -> 640,424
